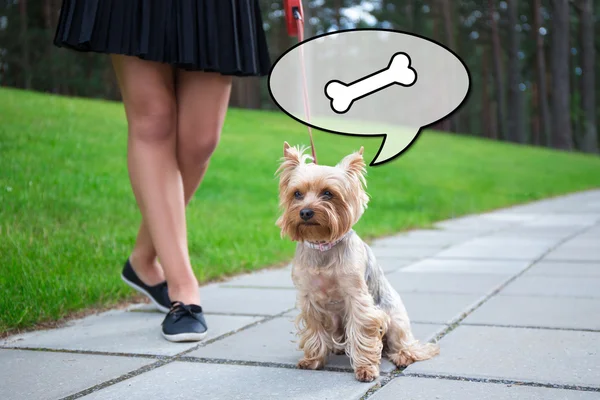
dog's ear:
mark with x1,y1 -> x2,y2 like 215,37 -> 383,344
283,141 -> 291,156
337,146 -> 366,180
281,141 -> 302,167
276,142 -> 307,189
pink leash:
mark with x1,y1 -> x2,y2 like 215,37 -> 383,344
291,6 -> 318,164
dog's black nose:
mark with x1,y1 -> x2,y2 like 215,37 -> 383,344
300,208 -> 315,221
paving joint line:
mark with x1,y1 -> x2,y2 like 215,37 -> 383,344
0,346 -> 167,360
59,359 -> 169,400
530,259 -> 600,265
359,222 -> 598,400
219,285 -> 295,291
401,372 -> 600,392
176,356 -> 357,374
458,322 -> 600,333
494,292 -> 600,300
434,256 -> 549,262
128,309 -> 275,318
204,311 -> 276,317
56,307 -> 295,400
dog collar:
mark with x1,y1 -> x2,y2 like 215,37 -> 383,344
304,230 -> 354,252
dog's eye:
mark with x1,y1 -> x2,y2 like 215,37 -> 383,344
322,190 -> 333,198
294,190 -> 302,199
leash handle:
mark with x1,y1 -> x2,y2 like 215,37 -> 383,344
289,3 -> 318,164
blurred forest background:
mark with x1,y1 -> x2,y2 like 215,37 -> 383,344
0,0 -> 598,153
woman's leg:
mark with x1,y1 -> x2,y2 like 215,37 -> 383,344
129,70 -> 232,286
111,54 -> 199,305
174,69 -> 232,197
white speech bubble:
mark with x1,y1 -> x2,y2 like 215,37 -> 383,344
268,29 -> 471,166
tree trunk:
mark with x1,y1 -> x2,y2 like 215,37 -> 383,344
531,82 -> 541,145
19,0 -> 32,89
532,0 -> 551,146
482,45 -> 496,139
432,1 -> 450,131
570,14 -> 580,147
441,0 -> 458,132
334,0 -> 342,29
579,0 -> 598,153
507,0 -> 525,143
405,0 -> 414,31
489,0 -> 506,140
549,0 -> 573,149
230,77 -> 262,109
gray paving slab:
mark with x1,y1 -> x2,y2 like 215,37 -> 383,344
401,258 -> 530,275
80,360 -> 375,400
432,214 -> 521,232
371,246 -> 447,259
370,376 -> 600,400
477,213 -> 545,223
404,325 -> 600,388
563,237 -> 600,247
385,229 -> 479,244
494,226 -> 582,239
434,243 -> 548,260
400,293 -> 484,324
522,214 -> 599,227
523,261 -> 600,277
199,286 -> 297,315
500,276 -> 600,298
462,295 -> 600,330
187,314 -> 442,373
369,237 -> 454,248
0,349 -> 153,400
577,228 -> 600,240
220,267 -> 294,288
369,230 -> 477,247
462,235 -> 562,248
544,243 -> 600,262
385,271 -> 510,295
376,257 -> 421,274
1,309 -> 261,356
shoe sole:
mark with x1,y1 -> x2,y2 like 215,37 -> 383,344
121,274 -> 170,314
162,331 -> 208,342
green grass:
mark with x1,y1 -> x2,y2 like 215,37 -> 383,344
1,86 -> 600,334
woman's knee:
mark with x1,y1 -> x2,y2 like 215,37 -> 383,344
127,100 -> 177,143
177,124 -> 222,165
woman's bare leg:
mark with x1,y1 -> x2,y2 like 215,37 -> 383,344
174,69 -> 232,199
129,70 -> 232,286
112,54 -> 199,305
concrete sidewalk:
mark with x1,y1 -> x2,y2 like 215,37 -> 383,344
2,190 -> 600,400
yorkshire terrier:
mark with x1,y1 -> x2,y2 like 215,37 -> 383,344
275,142 -> 439,382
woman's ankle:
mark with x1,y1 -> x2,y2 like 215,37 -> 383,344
129,252 -> 165,286
167,282 -> 201,306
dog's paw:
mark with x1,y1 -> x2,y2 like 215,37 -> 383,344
354,365 -> 379,382
297,357 -> 325,370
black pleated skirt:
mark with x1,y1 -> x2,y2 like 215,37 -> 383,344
53,0 -> 272,76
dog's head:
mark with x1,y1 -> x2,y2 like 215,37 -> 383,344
275,142 -> 369,243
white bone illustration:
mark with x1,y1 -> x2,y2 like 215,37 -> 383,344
324,52 -> 417,114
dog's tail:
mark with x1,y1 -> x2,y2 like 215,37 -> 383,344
388,331 -> 440,367
404,340 -> 440,362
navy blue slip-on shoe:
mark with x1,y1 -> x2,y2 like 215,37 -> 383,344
161,301 -> 208,342
121,259 -> 171,313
